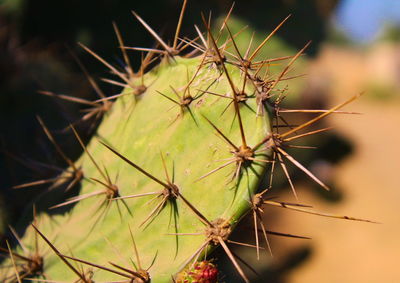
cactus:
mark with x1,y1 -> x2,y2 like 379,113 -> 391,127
0,2 -> 374,283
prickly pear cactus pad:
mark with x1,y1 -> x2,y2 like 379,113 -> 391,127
2,53 -> 273,282
1,2 -> 375,283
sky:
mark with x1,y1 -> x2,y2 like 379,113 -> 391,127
335,0 -> 400,43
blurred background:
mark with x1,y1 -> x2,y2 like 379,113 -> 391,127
1,0 -> 399,282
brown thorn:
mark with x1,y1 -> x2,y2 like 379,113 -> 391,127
169,86 -> 182,101
64,172 -> 83,192
62,254 -> 132,279
268,153 -> 277,190
103,165 -> 113,186
177,192 -> 212,226
256,211 -> 273,257
131,11 -> 173,56
123,46 -> 167,55
281,93 -> 362,138
128,226 -> 142,271
78,43 -> 131,87
38,91 -> 95,106
156,90 -> 181,106
177,36 -> 201,55
218,2 -> 235,33
279,109 -> 361,115
143,193 -> 164,207
265,41 -> 311,99
6,240 -> 22,283
185,55 -> 208,97
94,89 -> 133,102
66,246 -> 87,279
233,160 -> 242,183
283,127 -> 333,142
100,78 -> 127,87
49,190 -> 104,209
173,0 -> 188,50
166,233 -> 203,236
113,22 -> 134,78
252,133 -> 272,152
202,115 -> 239,151
108,262 -> 144,279
32,205 -> 39,257
139,195 -> 168,227
247,157 -> 273,164
178,240 -> 210,273
264,199 -> 312,207
229,249 -> 260,277
0,247 -> 31,262
70,125 -> 108,183
36,116 -> 76,170
226,240 -> 265,250
139,52 -> 145,86
224,23 -> 243,61
264,200 -> 378,223
195,159 -> 236,182
287,145 -> 317,150
244,32 -> 255,60
103,236 -> 131,270
201,15 -> 248,148
25,279 -> 67,282
199,89 -> 231,99
114,191 -> 160,201
218,237 -> 250,283
277,152 -> 298,200
277,147 -> 330,191
101,141 -> 169,188
253,210 -> 260,260
206,11 -> 212,44
31,224 -> 86,282
179,36 -> 206,53
253,60 -> 267,79
12,177 -> 67,190
90,177 -> 114,193
194,25 -> 208,49
68,49 -> 107,100
8,226 -> 28,255
220,26 -> 249,54
265,230 -> 310,239
272,124 -> 299,128
253,54 -> 300,65
249,14 -> 291,61
241,65 -> 248,95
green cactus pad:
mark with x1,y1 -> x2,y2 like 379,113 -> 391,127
2,55 -> 272,282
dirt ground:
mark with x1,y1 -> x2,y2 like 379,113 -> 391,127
265,45 -> 400,283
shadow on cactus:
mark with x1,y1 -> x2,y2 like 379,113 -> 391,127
0,1 -> 376,282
